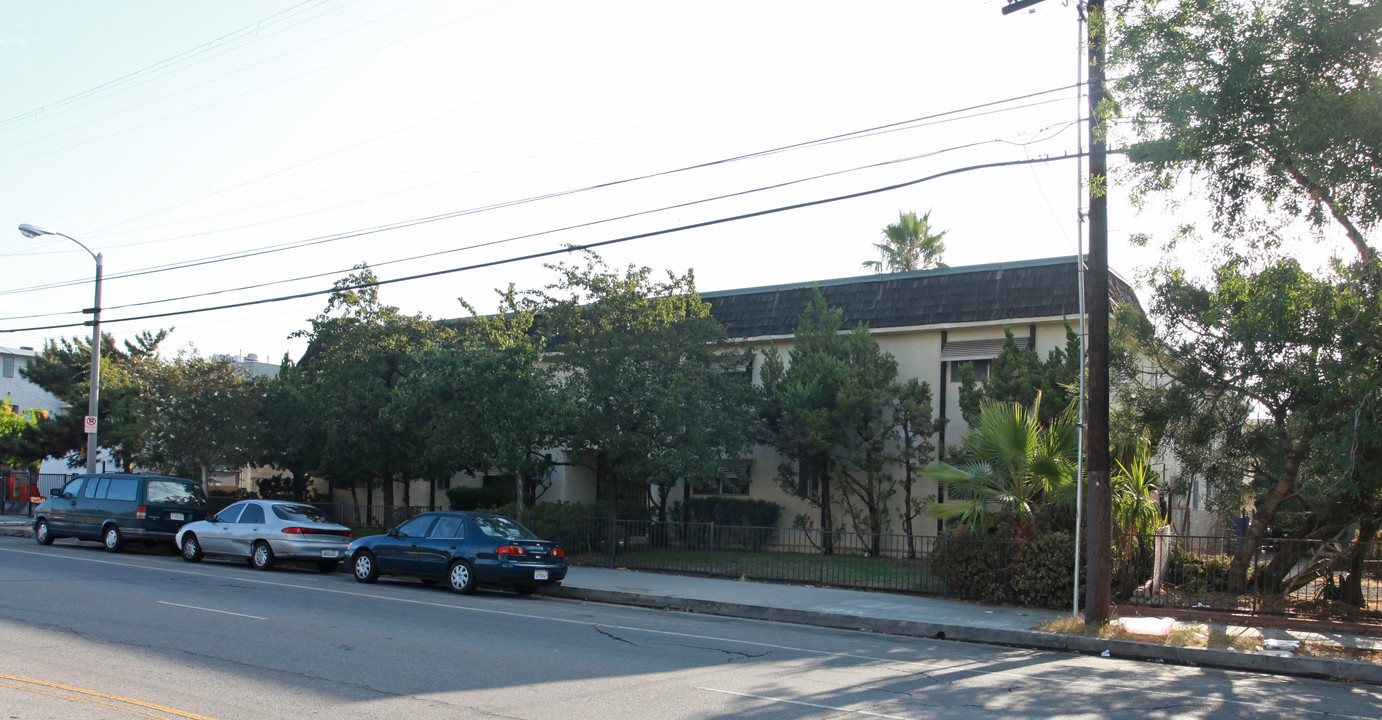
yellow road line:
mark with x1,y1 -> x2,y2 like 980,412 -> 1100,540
0,673 -> 219,720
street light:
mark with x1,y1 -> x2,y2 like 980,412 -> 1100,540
18,224 -> 103,475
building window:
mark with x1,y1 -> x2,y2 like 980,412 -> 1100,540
949,359 -> 990,382
2,356 -> 13,378
694,460 -> 752,496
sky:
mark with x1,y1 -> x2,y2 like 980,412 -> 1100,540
0,0 -> 1339,365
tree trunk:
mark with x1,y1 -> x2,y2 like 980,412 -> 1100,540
515,469 -> 525,520
1228,462 -> 1300,591
819,457 -> 834,556
1341,519 -> 1379,607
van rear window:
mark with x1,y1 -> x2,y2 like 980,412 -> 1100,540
146,480 -> 207,505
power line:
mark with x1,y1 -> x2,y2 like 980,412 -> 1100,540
3,84 -> 1082,297
1,152 -> 1082,334
3,122 -> 1082,322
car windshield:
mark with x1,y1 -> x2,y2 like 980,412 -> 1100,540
272,504 -> 332,524
472,515 -> 540,541
146,479 -> 207,505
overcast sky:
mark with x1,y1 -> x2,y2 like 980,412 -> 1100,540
1,0 -> 1322,364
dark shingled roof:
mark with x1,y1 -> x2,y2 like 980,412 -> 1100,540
701,256 -> 1140,339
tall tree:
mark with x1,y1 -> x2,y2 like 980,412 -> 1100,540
21,329 -> 169,469
526,254 -> 759,520
1111,0 -> 1382,258
760,288 -> 902,554
862,210 -> 948,273
126,351 -> 261,492
386,285 -> 568,516
893,378 -> 939,559
252,354 -> 322,501
293,266 -> 448,508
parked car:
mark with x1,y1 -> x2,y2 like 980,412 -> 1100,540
34,473 -> 209,552
176,500 -> 353,573
346,512 -> 567,595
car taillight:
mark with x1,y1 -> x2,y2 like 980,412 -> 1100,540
552,548 -> 565,558
136,505 -> 147,519
281,527 -> 353,536
495,545 -> 527,555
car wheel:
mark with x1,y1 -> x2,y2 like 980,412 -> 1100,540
513,584 -> 539,596
447,560 -> 476,595
181,534 -> 204,562
35,519 -> 53,546
317,560 -> 339,574
103,525 -> 124,553
352,551 -> 378,583
251,541 -> 275,570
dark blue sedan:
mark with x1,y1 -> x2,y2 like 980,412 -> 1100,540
346,512 -> 567,595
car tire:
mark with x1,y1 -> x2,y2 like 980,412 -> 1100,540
513,584 -> 539,596
181,534 -> 204,562
447,560 -> 476,595
103,525 -> 124,553
317,560 -> 339,574
35,519 -> 53,546
352,551 -> 378,583
251,541 -> 275,570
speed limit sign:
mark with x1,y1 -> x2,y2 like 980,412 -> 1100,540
83,415 -> 97,434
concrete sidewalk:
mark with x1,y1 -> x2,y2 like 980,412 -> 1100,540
4,516 -> 1379,684
546,565 -> 1382,685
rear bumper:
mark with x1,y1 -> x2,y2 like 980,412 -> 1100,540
268,538 -> 352,560
476,560 -> 568,585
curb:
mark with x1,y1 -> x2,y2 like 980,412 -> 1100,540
545,585 -> 1382,686
0,523 -> 33,539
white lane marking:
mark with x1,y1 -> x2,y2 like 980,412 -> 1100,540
2,544 -> 1368,717
157,601 -> 265,620
699,687 -> 914,719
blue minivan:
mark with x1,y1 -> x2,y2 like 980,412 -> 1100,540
34,473 -> 209,552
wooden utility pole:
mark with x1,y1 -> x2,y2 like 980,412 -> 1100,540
1002,0 -> 1112,623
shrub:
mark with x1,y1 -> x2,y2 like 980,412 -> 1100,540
1169,549 -> 1234,596
446,485 -> 514,511
932,528 -> 1077,608
675,497 -> 782,527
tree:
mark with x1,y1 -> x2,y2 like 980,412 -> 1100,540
862,210 -> 948,273
892,378 -> 939,559
293,266 -> 449,509
526,254 -> 759,521
386,285 -> 568,516
0,400 -> 43,471
760,288 -> 903,554
21,330 -> 169,469
924,395 -> 1079,541
126,351 -> 261,493
958,325 -> 1081,427
1111,0 -> 1382,259
1116,255 -> 1360,589
252,354 -> 322,501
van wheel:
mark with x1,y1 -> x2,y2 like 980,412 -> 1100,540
103,525 -> 124,553
35,519 -> 53,546
251,541 -> 275,570
181,534 -> 204,563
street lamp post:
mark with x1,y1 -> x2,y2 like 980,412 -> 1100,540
18,224 -> 103,475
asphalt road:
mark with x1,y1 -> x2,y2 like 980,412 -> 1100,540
1,535 -> 1379,720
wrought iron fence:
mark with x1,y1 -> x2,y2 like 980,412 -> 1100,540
1124,532 -> 1382,616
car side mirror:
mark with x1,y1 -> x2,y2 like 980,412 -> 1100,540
50,488 -> 62,497
388,528 -> 401,538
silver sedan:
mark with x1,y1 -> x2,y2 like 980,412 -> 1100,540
176,500 -> 353,573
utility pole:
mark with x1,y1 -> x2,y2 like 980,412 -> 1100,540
1001,0 -> 1112,623
1082,0 -> 1112,625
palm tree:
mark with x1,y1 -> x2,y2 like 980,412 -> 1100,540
862,210 -> 948,273
923,394 -> 1078,539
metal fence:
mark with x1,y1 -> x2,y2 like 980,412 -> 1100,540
1124,533 -> 1382,616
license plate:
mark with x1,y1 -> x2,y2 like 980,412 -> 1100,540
170,512 -> 184,521
534,570 -> 549,580
321,549 -> 339,558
